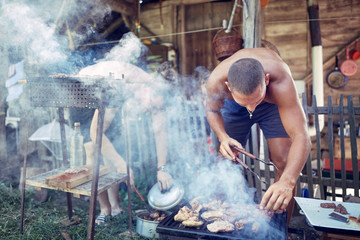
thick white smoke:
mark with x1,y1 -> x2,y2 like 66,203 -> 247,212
0,2 -> 67,65
0,0 -> 258,215
103,32 -> 148,66
0,0 -> 112,68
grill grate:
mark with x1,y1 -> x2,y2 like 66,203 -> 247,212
157,209 -> 287,240
26,76 -> 133,108
28,76 -> 104,108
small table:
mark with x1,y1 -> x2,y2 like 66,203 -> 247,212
26,168 -> 127,198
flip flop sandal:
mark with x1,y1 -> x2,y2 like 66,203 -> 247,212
95,215 -> 108,227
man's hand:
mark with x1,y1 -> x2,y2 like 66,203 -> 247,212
219,137 -> 242,160
157,170 -> 173,192
260,180 -> 294,212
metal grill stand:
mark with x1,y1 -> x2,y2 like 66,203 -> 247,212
19,76 -> 130,240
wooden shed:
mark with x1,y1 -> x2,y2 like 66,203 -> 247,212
1,1 -> 360,239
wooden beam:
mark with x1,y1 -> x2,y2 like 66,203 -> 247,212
163,0 -> 217,5
141,0 -> 218,10
179,4 -> 187,75
140,23 -> 162,43
104,0 -> 136,16
97,17 -> 124,40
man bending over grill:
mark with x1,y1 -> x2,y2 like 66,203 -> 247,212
206,48 -> 311,222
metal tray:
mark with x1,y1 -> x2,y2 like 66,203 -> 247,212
295,197 -> 360,235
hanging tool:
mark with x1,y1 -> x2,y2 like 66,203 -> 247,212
225,0 -> 242,33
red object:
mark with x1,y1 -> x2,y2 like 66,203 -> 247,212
133,186 -> 145,202
340,46 -> 358,76
261,0 -> 269,8
323,158 -> 360,173
350,41 -> 360,60
207,136 -> 215,155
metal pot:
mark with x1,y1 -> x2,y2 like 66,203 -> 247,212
136,210 -> 170,239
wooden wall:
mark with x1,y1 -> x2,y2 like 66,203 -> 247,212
263,0 -> 310,80
140,1 -> 240,74
139,0 -> 360,102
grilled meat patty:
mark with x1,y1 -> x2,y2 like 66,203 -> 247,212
207,220 -> 235,233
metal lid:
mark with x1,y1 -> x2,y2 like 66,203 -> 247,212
147,181 -> 184,210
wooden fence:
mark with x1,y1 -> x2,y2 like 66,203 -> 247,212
245,93 -> 360,202
300,93 -> 359,200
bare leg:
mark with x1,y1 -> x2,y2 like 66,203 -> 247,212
85,142 -> 116,221
97,191 -> 111,216
84,141 -> 95,166
107,183 -> 124,216
266,137 -> 294,224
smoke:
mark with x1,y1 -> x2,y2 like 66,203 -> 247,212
102,32 -> 149,69
0,2 -> 67,65
0,0 -> 112,72
187,160 -> 255,203
0,0 -> 256,213
0,1 -> 284,238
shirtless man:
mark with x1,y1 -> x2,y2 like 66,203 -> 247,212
206,48 -> 311,218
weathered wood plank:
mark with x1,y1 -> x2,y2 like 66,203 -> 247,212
306,106 -> 360,115
327,96 -> 336,200
313,95 -> 325,199
339,95 -> 347,199
26,169 -> 127,197
265,23 -> 307,36
347,96 -> 359,197
299,175 -> 359,189
139,4 -> 174,43
263,0 -> 307,21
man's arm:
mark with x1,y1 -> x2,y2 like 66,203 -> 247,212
151,107 -> 173,192
260,71 -> 311,211
206,74 -> 242,160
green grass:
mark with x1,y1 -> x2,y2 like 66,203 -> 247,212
0,182 -> 155,240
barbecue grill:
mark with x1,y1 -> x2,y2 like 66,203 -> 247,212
27,75 -> 128,108
157,208 -> 288,240
21,74 -> 138,239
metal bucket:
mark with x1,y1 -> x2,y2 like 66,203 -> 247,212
136,210 -> 170,239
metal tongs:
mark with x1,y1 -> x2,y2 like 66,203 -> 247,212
230,146 -> 276,186
231,146 -> 278,170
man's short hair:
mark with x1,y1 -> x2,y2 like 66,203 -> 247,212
227,58 -> 265,95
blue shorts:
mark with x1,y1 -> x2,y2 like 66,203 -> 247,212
221,99 -> 289,146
